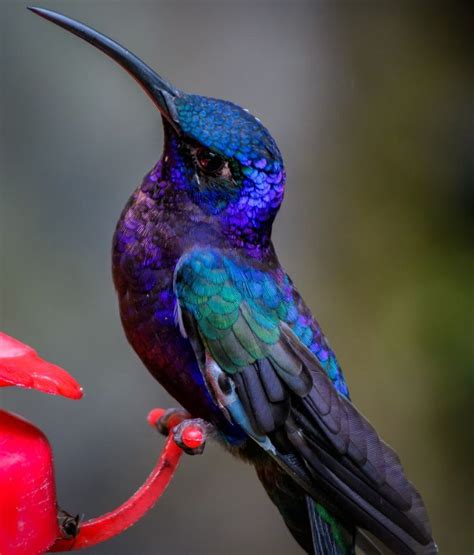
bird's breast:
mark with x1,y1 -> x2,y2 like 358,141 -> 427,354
110,189 -> 238,427
112,191 -> 189,374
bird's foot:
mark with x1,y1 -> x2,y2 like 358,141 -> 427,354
148,407 -> 191,436
171,418 -> 214,456
147,408 -> 213,455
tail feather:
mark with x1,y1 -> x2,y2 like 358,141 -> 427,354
306,496 -> 355,555
255,451 -> 357,555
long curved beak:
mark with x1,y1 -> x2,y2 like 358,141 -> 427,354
28,7 -> 180,125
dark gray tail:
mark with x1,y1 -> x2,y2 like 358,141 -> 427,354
306,496 -> 355,555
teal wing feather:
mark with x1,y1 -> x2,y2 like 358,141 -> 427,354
174,248 -> 436,555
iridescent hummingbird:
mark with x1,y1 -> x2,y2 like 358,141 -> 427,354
30,7 -> 437,554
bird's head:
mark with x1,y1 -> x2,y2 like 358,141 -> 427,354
29,7 -> 286,249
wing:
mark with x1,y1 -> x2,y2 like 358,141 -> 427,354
174,248 -> 436,554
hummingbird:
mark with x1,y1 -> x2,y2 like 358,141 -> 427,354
30,7 -> 437,555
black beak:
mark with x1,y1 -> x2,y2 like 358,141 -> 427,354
28,7 -> 180,125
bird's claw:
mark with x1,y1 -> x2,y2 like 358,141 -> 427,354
147,408 -> 212,455
148,407 -> 191,436
171,418 -> 213,456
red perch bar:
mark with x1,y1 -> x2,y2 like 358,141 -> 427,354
49,433 -> 183,551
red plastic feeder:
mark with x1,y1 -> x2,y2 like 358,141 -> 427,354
0,410 -> 60,555
0,332 -> 201,553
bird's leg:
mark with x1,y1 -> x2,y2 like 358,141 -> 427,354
148,408 -> 214,455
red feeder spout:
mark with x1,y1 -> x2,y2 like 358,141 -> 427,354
0,332 -> 83,399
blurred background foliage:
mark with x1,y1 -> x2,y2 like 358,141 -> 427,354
1,1 -> 472,554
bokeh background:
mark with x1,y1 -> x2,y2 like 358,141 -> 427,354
1,1 -> 472,553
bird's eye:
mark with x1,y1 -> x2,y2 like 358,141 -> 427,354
195,148 -> 225,174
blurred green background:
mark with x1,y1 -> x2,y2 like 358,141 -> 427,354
1,1 -> 472,554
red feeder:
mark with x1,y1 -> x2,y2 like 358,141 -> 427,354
0,332 -> 83,554
0,332 -> 204,553
0,410 -> 60,555
0,332 -> 83,399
